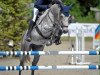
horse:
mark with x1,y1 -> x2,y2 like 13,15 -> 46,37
19,4 -> 71,75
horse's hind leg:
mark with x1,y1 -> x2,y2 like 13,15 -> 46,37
19,35 -> 31,75
31,55 -> 41,75
31,45 -> 44,75
19,55 -> 25,75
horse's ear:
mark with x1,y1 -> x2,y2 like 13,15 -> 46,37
69,3 -> 75,10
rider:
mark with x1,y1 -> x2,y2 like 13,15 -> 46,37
25,0 -> 63,42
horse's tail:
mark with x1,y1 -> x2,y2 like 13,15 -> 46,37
20,32 -> 32,65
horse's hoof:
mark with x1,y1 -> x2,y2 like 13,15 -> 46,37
55,41 -> 61,45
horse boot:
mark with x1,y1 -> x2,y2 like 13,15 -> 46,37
55,29 -> 62,45
55,36 -> 61,45
25,20 -> 35,42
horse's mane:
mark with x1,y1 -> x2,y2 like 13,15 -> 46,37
36,9 -> 49,25
36,4 -> 60,25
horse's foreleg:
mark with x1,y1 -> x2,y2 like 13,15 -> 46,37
31,55 -> 40,75
19,55 -> 25,75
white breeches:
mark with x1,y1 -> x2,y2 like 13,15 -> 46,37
32,8 -> 39,22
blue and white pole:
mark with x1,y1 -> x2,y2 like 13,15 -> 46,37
0,50 -> 99,56
0,65 -> 99,71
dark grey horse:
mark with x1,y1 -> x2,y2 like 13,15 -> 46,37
19,4 -> 70,75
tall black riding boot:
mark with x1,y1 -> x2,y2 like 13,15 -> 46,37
25,20 -> 35,42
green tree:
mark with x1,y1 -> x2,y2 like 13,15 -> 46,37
0,0 -> 31,41
0,0 -> 32,50
64,0 -> 100,22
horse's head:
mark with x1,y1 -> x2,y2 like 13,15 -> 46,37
50,4 -> 72,33
60,5 -> 72,33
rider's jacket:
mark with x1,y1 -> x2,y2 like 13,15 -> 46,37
34,0 -> 70,17
34,0 -> 52,12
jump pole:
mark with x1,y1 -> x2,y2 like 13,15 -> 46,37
0,50 -> 99,56
0,65 -> 99,71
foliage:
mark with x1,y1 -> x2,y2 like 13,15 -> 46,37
0,0 -> 32,50
64,0 -> 100,22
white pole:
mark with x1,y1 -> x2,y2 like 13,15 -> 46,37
70,44 -> 75,64
81,27 -> 85,64
78,26 -> 90,64
75,28 -> 79,64
75,26 -> 90,65
75,27 -> 83,64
